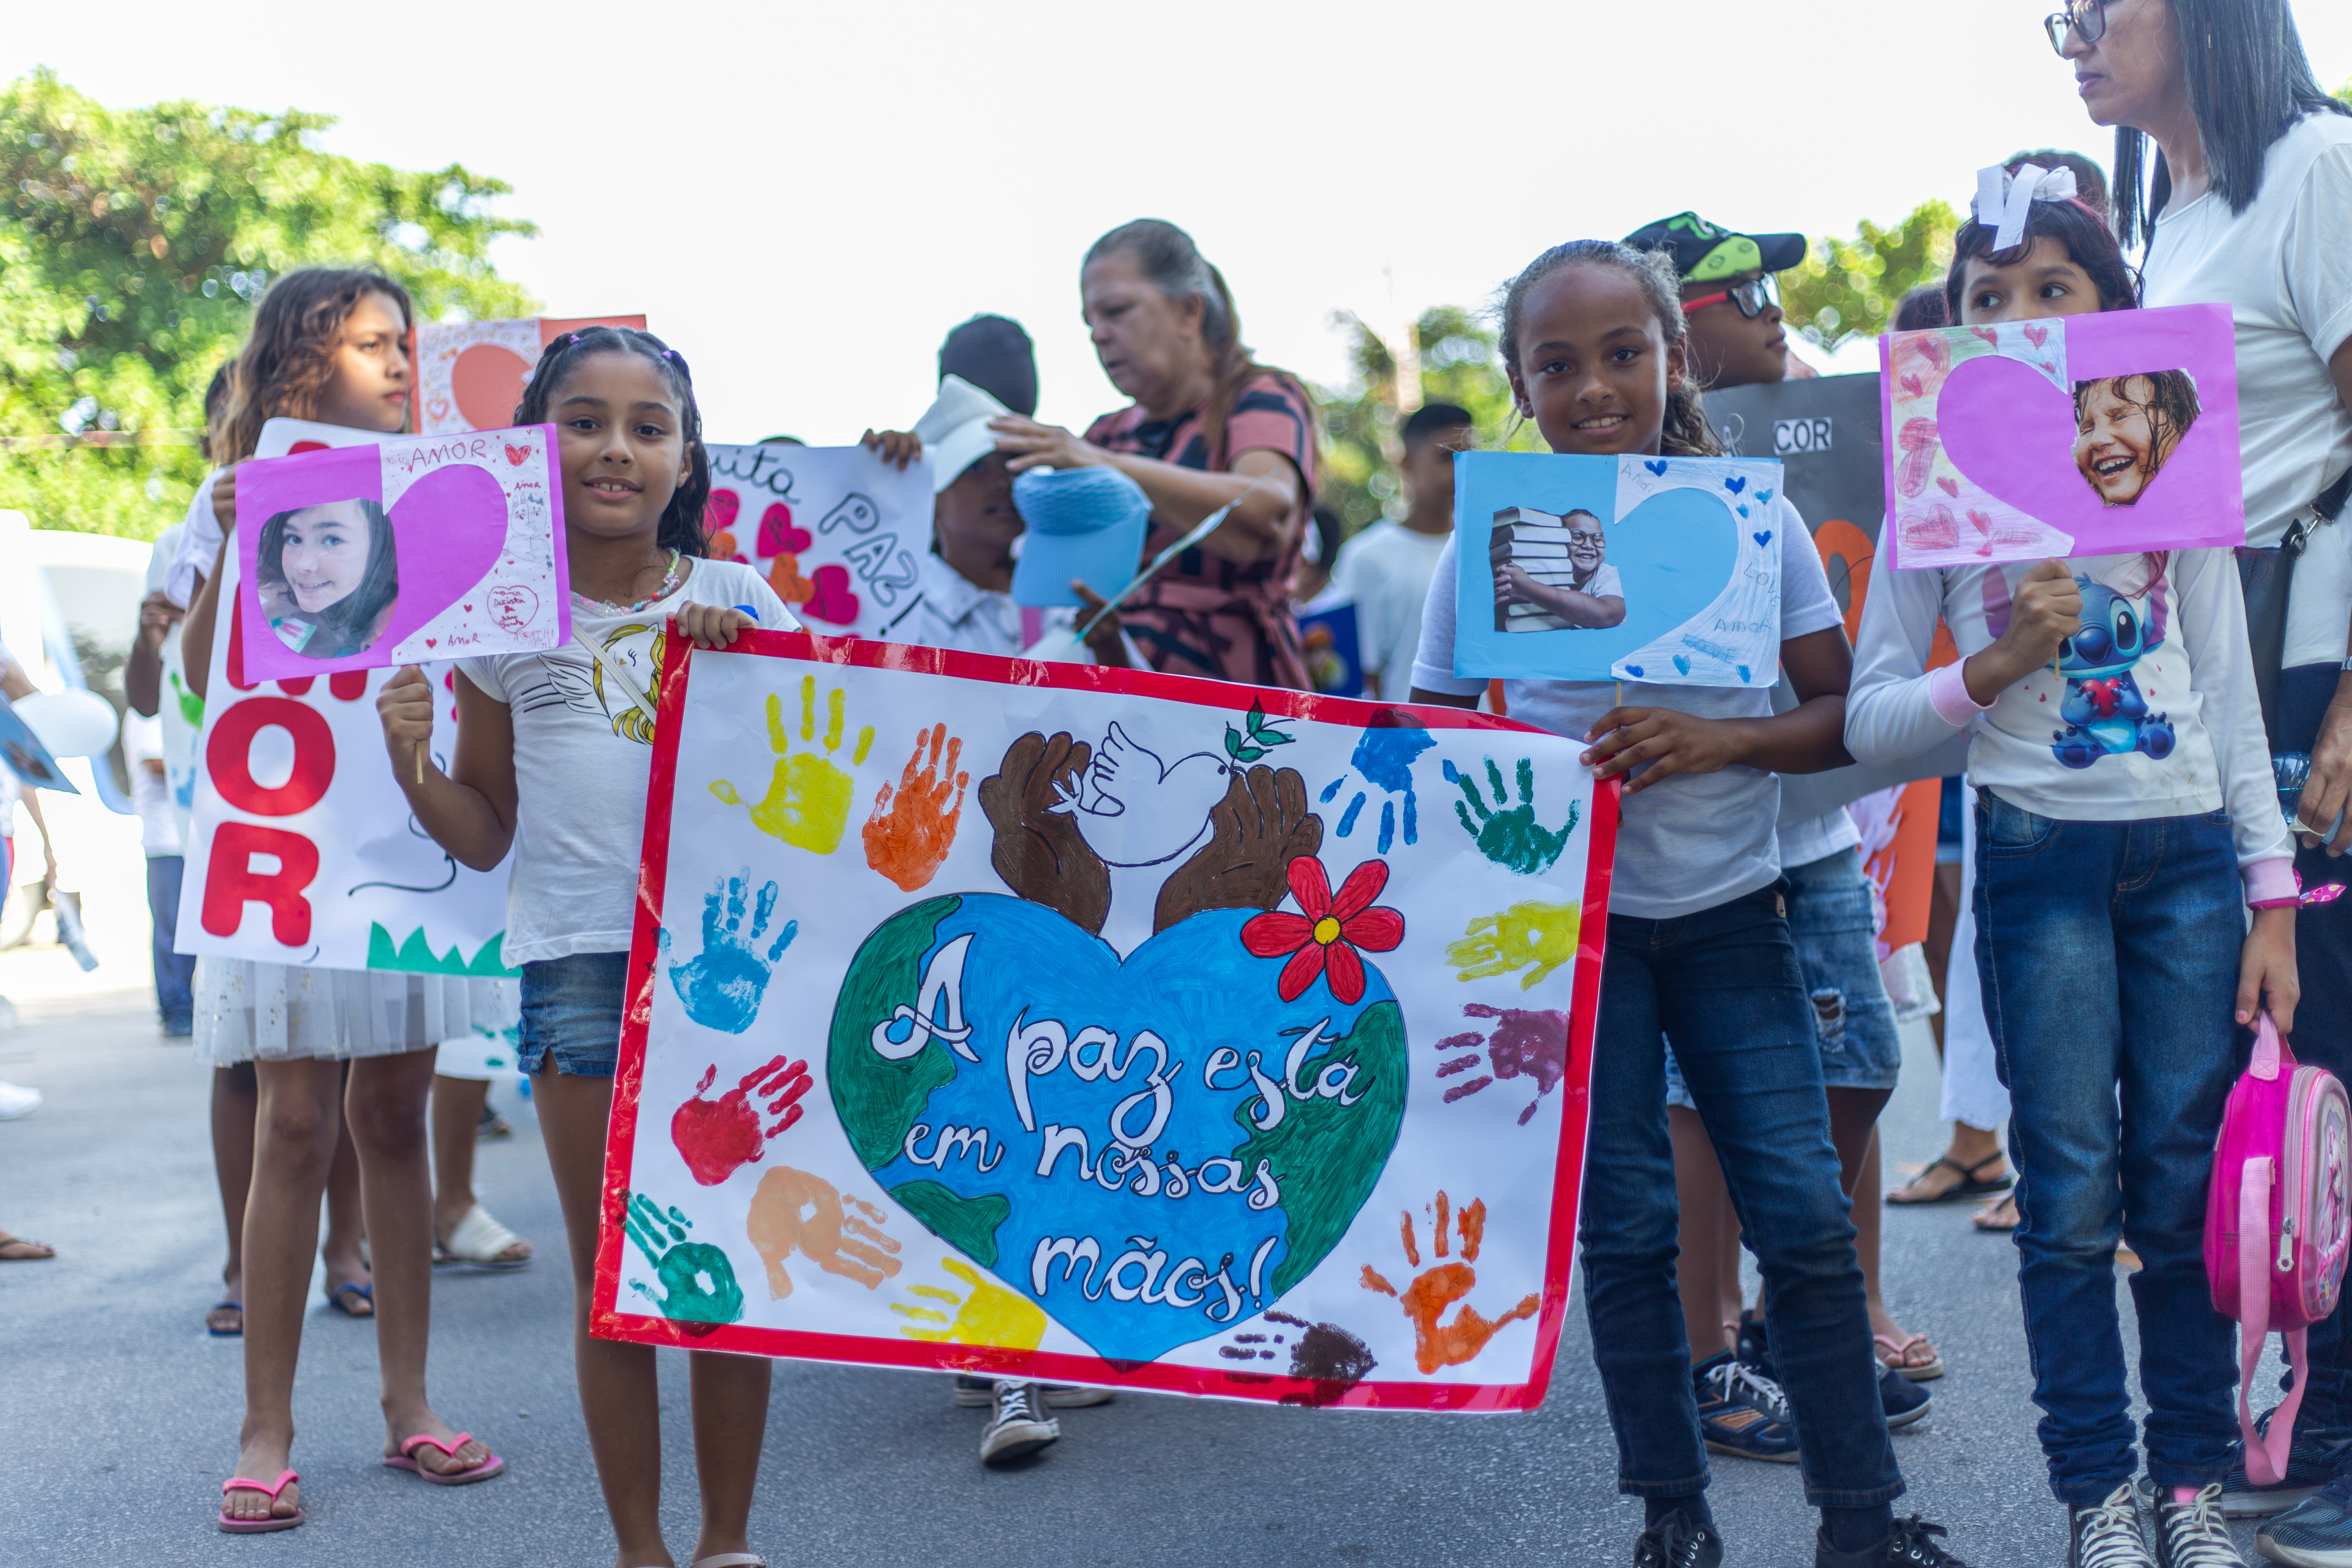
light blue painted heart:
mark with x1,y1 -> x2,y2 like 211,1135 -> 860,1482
1644,459 -> 1669,477
1672,654 -> 1692,675
1737,665 -> 1752,683
827,894 -> 1407,1366
1758,488 -> 1775,504
1738,504 -> 1751,518
1724,475 -> 1746,494
1752,530 -> 1772,547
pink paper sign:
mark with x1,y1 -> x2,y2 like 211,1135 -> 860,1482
1880,302 -> 2242,569
233,424 -> 570,681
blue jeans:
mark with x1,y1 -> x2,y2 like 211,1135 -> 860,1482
518,951 -> 630,1078
146,855 -> 195,1030
1972,789 -> 2245,1502
1583,883 -> 1901,1508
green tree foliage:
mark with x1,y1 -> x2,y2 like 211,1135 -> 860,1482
0,70 -> 538,539
1780,200 -> 1960,354
1315,304 -> 1540,536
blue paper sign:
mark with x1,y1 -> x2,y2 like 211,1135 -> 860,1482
0,698 -> 76,793
1297,600 -> 1365,697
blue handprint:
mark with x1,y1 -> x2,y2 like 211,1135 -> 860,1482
1445,756 -> 1580,876
623,1191 -> 744,1329
663,870 -> 799,1033
1318,716 -> 1436,854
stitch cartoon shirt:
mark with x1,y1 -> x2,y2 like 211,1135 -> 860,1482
1846,548 -> 2290,888
459,558 -> 797,963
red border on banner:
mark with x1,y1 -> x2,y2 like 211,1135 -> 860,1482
591,631 -> 1619,1411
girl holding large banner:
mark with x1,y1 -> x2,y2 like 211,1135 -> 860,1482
169,270 -> 508,1533
378,327 -> 799,1568
1408,239 -> 1976,1568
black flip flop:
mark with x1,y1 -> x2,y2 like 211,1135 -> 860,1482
1886,1153 -> 2014,1206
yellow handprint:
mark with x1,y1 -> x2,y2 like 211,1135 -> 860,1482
711,674 -> 877,855
891,1258 -> 1047,1350
1446,900 -> 1581,990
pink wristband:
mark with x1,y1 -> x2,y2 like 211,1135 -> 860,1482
1927,662 -> 1991,728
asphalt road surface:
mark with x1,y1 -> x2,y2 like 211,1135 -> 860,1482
0,985 -> 2279,1567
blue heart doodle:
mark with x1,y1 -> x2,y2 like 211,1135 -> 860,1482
1623,665 -> 1645,677
831,895 -> 1408,1366
1758,488 -> 1775,504
1752,530 -> 1772,547
1737,665 -> 1752,683
1644,459 -> 1669,477
1672,654 -> 1692,675
1724,475 -> 1746,494
1738,504 -> 1751,518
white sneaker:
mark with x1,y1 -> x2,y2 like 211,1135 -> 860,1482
2152,1482 -> 2245,1566
0,1081 -> 41,1121
979,1381 -> 1059,1466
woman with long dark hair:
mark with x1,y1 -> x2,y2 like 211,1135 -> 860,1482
2050,0 -> 2352,1552
990,220 -> 1319,689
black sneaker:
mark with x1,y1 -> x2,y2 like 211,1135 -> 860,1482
1735,1311 -> 1776,1378
2150,1481 -> 2244,1566
978,1381 -> 1059,1465
2138,1414 -> 2352,1519
1633,1507 -> 1722,1568
1694,1353 -> 1798,1464
2258,1473 -> 2352,1566
956,1375 -> 1115,1410
2067,1483 -> 2155,1568
1816,1515 -> 1979,1567
1881,1362 -> 1933,1430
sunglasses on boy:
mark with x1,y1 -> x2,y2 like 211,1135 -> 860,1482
1681,274 -> 1779,319
2042,0 -> 2111,54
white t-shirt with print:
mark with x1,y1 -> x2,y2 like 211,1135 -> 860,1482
459,559 -> 798,964
1846,548 -> 2290,887
2142,110 -> 2352,667
1329,521 -> 1452,701
1412,495 -> 1843,920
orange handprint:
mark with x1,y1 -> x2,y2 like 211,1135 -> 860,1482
863,724 -> 969,892
745,1166 -> 903,1301
1360,1191 -> 1539,1375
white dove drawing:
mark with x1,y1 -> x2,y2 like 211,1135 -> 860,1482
1049,721 -> 1231,867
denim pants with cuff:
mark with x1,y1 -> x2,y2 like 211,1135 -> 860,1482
1972,788 -> 2245,1502
1583,882 -> 1902,1509
146,854 -> 196,1028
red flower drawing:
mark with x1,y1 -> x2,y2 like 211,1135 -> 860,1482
1241,856 -> 1406,1004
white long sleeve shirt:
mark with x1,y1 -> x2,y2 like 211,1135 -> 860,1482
1845,548 -> 2292,900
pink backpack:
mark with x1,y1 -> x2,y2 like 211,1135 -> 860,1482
2206,1013 -> 2352,1484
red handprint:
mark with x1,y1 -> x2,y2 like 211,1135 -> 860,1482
671,1056 -> 812,1186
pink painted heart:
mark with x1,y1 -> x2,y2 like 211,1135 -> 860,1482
450,344 -> 535,432
757,501 -> 812,557
1967,509 -> 1992,535
1899,504 -> 1959,551
2023,323 -> 2049,349
1936,476 -> 1959,497
800,563 -> 860,625
706,487 -> 740,535
1937,318 -> 2242,561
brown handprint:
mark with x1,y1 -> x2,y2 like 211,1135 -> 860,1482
1360,1191 -> 1539,1375
1153,764 -> 1324,934
977,731 -> 1109,935
863,724 -> 969,892
745,1165 -> 904,1301
1436,1002 -> 1571,1126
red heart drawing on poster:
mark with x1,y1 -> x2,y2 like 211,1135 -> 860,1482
504,442 -> 530,466
2024,323 -> 2050,349
756,502 -> 812,557
487,584 -> 539,634
706,488 -> 740,534
426,398 -> 452,425
800,563 -> 860,625
426,637 -> 438,648
450,343 -> 536,432
1936,477 -> 1959,497
289,441 -> 330,455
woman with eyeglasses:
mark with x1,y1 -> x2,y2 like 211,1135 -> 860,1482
2048,0 -> 2352,1557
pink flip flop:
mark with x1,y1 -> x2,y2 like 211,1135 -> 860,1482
384,1432 -> 505,1485
218,1469 -> 303,1533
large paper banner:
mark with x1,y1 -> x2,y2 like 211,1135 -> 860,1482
413,315 -> 648,435
177,548 -> 514,975
1453,451 -> 1784,686
232,425 -> 568,682
1881,302 -> 2242,569
702,444 -> 934,639
594,634 -> 1617,1410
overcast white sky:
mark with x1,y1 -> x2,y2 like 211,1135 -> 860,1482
6,1 -> 2349,446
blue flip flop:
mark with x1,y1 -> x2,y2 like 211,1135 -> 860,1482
326,1281 -> 373,1317
207,1299 -> 244,1338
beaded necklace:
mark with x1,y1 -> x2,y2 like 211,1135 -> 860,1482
573,549 -> 684,615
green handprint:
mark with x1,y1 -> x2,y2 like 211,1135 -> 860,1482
710,674 -> 877,855
1445,756 -> 1580,876
623,1191 -> 745,1327
168,669 -> 205,728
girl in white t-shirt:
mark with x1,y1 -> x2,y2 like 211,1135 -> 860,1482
1410,239 -> 1969,1568
1848,178 -> 2295,1565
380,328 -> 796,1568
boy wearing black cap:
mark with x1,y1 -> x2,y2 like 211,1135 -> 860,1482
1625,212 -> 1936,1458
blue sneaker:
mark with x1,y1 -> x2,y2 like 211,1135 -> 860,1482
1694,1352 -> 1797,1464
2259,1473 -> 2352,1565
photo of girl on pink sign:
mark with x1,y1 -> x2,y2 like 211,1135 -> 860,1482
232,422 -> 570,681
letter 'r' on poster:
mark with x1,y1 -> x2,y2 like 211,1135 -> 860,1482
231,423 -> 570,683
